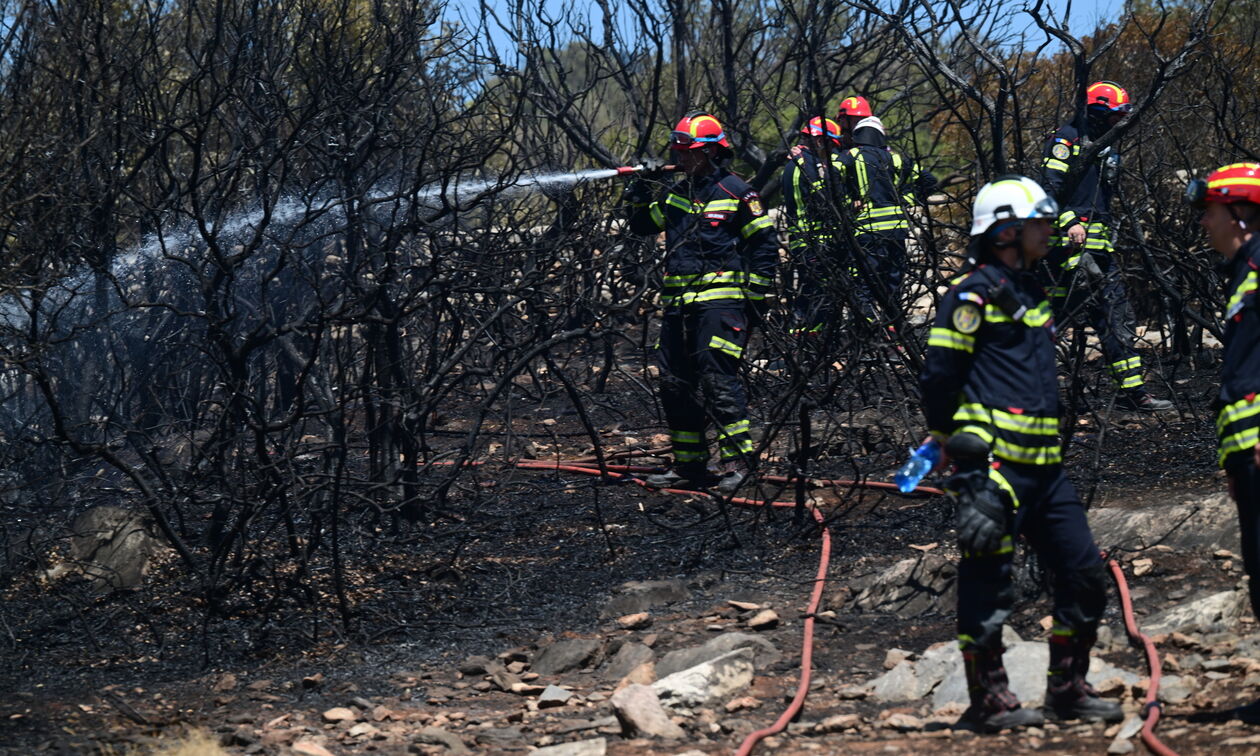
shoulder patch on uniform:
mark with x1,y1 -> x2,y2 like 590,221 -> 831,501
743,191 -> 764,216
1051,142 -> 1071,160
952,302 -> 982,334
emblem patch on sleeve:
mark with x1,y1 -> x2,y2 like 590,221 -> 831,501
952,302 -> 982,334
1051,143 -> 1071,160
744,192 -> 765,216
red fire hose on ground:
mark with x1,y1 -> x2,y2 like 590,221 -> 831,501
473,456 -> 1175,754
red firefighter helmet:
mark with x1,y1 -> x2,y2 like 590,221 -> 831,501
1086,81 -> 1131,113
836,95 -> 873,118
1185,163 -> 1260,208
669,112 -> 731,151
800,116 -> 842,146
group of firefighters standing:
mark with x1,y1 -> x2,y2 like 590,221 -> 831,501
619,82 -> 1260,731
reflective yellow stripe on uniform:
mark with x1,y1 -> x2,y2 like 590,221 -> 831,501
954,403 -> 1062,465
983,301 -> 1053,328
670,430 -> 702,444
709,335 -> 744,358
660,287 -> 747,306
649,203 -> 666,228
1228,270 -> 1258,314
927,327 -> 975,352
741,215 -> 774,238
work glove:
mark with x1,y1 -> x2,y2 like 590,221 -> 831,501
621,178 -> 653,207
948,469 -> 1009,557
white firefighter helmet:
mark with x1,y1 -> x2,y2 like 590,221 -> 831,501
970,175 -> 1059,236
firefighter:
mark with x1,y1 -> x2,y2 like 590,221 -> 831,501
1039,80 -> 1172,410
1184,163 -> 1260,722
833,115 -> 937,324
621,111 -> 778,496
835,95 -> 872,149
781,116 -> 844,333
920,175 -> 1123,732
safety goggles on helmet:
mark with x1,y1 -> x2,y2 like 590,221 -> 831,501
1184,179 -> 1209,208
669,129 -> 725,147
970,175 -> 1058,236
1184,162 -> 1260,208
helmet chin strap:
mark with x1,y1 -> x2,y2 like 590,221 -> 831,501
987,221 -> 1028,269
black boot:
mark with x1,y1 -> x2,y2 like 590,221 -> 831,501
1044,632 -> 1124,723
644,462 -> 712,489
714,459 -> 751,496
1117,388 -> 1173,412
955,646 -> 1045,733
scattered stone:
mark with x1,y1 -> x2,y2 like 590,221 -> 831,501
510,682 -> 547,695
852,553 -> 957,617
458,655 -> 493,676
476,727 -> 524,744
1143,590 -> 1249,635
836,684 -> 870,700
533,639 -> 603,676
655,632 -> 780,678
603,643 -> 655,681
539,685 -> 575,708
884,648 -> 915,670
869,660 -> 923,703
1222,734 -> 1260,746
815,713 -> 862,733
610,684 -> 685,739
371,705 -> 394,722
1089,493 -> 1239,554
616,661 -> 657,691
882,712 -> 924,731
1132,559 -> 1154,577
291,742 -> 336,756
322,707 -> 357,723
533,738 -> 608,756
301,673 -> 323,689
724,696 -> 760,712
1107,737 -> 1135,755
618,613 -> 652,630
348,723 -> 380,739
747,609 -> 779,630
413,726 -> 471,754
653,647 -> 755,708
56,506 -> 164,590
486,661 -> 522,692
1159,674 -> 1199,703
506,661 -> 528,674
601,580 -> 691,618
213,673 -> 238,692
728,600 -> 762,611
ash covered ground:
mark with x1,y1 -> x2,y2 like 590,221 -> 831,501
1,339 -> 1256,756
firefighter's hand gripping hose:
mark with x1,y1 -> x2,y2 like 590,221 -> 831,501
481,456 -> 1175,755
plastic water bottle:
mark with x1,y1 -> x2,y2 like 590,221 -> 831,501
894,438 -> 941,493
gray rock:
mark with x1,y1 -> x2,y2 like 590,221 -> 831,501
610,684 -> 685,738
868,660 -> 923,703
458,655 -> 492,676
475,727 -> 523,744
1160,674 -> 1199,703
413,726 -> 471,754
60,506 -> 163,590
601,580 -> 691,618
853,553 -> 957,617
653,647 -> 755,708
533,738 -> 607,756
1143,590 -> 1249,635
532,639 -> 603,676
932,640 -> 1137,709
540,685 -> 575,708
655,632 -> 780,678
603,642 -> 655,681
1089,493 -> 1240,554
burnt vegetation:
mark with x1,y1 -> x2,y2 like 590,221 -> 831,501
0,0 -> 1252,686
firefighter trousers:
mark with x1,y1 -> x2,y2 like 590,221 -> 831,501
656,305 -> 755,465
1229,457 -> 1260,618
851,231 -> 907,323
957,461 -> 1107,652
1041,243 -> 1144,391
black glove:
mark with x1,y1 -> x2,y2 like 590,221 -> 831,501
949,469 -> 1010,556
621,178 -> 653,206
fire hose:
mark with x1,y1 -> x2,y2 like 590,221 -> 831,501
458,455 -> 1175,754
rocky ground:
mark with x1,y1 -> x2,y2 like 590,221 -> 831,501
3,346 -> 1257,755
7,473 -> 1260,755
